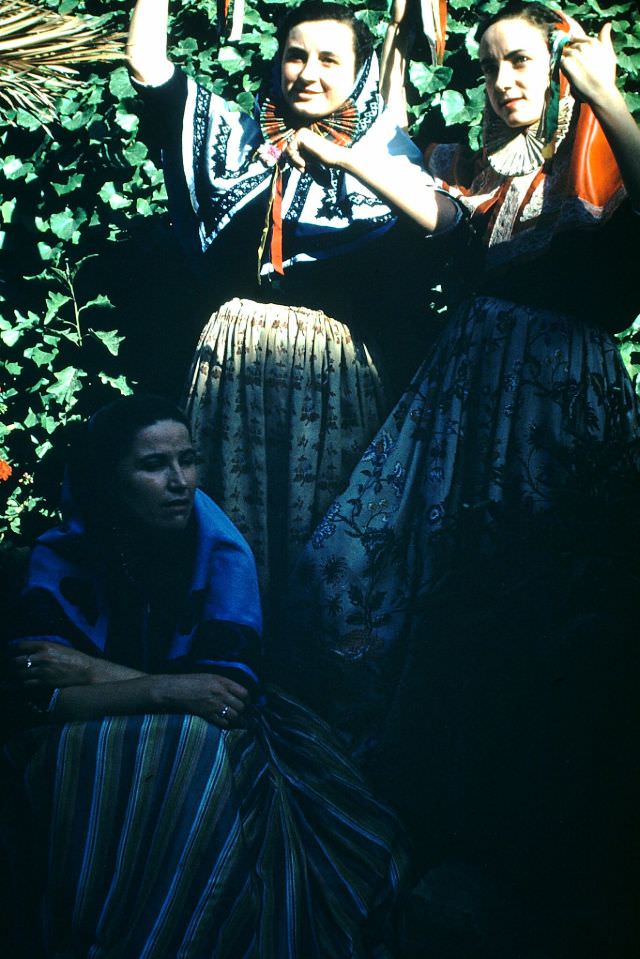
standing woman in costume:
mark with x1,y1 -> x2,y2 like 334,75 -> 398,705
283,3 -> 640,952
1,394 -> 408,959
126,0 -> 462,614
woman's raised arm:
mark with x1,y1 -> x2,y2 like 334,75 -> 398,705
380,0 -> 416,129
284,127 -> 459,233
561,22 -> 640,212
126,0 -> 174,85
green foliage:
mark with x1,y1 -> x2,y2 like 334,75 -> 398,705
1,0 -> 639,541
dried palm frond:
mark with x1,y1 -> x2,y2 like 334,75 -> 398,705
0,0 -> 125,126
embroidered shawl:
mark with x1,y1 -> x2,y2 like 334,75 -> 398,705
23,489 -> 263,660
174,54 -> 428,277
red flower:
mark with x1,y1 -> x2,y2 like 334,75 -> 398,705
0,460 -> 13,482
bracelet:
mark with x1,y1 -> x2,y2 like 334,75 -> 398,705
26,687 -> 61,717
46,688 -> 61,714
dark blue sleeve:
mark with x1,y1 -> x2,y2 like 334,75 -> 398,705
133,66 -> 189,153
9,588 -> 90,652
169,620 -> 262,697
133,67 -> 202,259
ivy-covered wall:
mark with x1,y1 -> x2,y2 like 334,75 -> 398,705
1,0 -> 639,541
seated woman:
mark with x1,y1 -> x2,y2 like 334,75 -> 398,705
126,0 -> 463,616
1,394 -> 408,959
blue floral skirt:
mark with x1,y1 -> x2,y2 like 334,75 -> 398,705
277,295 -> 640,951
280,291 -> 640,778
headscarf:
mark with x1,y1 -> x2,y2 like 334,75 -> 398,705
175,53 -> 427,277
24,488 -> 262,658
424,10 -> 626,274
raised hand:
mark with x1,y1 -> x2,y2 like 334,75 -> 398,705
390,0 -> 421,29
559,20 -> 640,212
283,128 -> 348,174
561,23 -> 618,108
391,0 -> 409,26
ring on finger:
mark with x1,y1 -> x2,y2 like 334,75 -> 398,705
26,656 -> 33,670
220,704 -> 231,720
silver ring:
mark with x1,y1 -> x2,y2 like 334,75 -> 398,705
220,705 -> 231,720
26,656 -> 33,670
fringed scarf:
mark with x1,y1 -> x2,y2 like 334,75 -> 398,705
424,12 -> 626,273
177,53 -> 426,279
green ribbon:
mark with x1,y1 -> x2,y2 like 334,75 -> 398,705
543,29 -> 572,152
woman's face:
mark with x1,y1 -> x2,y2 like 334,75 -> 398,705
116,420 -> 197,533
280,19 -> 357,121
479,18 -> 551,129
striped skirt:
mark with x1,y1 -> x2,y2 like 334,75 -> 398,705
183,299 -> 387,615
2,688 -> 407,959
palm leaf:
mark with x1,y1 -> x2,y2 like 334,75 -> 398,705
0,0 -> 125,125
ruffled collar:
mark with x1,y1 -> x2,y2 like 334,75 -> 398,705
255,53 -> 381,150
483,92 -> 574,177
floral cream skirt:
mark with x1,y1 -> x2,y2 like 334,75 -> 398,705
184,298 -> 387,612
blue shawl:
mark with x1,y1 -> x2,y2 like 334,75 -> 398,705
23,489 -> 262,666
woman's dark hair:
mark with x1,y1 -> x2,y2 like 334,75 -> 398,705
277,2 -> 374,74
67,394 -> 191,523
476,1 -> 564,44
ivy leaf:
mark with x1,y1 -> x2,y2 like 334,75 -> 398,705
236,92 -> 255,114
23,409 -> 39,429
1,198 -> 16,223
136,198 -> 153,216
2,158 -> 37,182
438,89 -> 468,125
218,46 -> 246,74
99,372 -> 133,395
45,292 -> 72,322
98,182 -> 132,210
61,110 -> 96,132
15,109 -> 42,131
52,174 -> 85,196
1,328 -> 22,348
80,294 -> 115,313
123,141 -> 148,164
23,345 -> 57,368
109,68 -> 136,101
409,64 -> 453,95
37,242 -> 55,262
91,329 -> 124,356
46,367 -> 86,407
34,440 -> 53,459
258,35 -> 278,59
115,112 -> 140,133
50,209 -> 87,241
